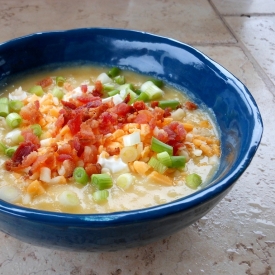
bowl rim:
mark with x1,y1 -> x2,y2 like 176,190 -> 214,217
0,27 -> 263,225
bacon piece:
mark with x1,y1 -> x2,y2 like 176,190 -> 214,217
67,112 -> 82,135
134,110 -> 154,124
21,129 -> 40,148
30,152 -> 56,174
114,102 -> 132,116
133,101 -> 146,111
4,145 -> 38,172
81,145 -> 97,164
123,93 -> 131,104
151,101 -> 159,108
20,100 -> 43,125
81,84 -> 88,93
62,159 -> 76,178
185,101 -> 197,110
61,100 -> 77,110
12,141 -> 38,165
57,154 -> 73,162
92,80 -> 103,97
36,76 -> 53,88
84,163 -> 102,176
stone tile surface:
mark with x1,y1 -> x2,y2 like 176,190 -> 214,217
212,0 -> 275,14
0,1 -> 275,275
225,16 -> 275,86
0,0 -> 235,44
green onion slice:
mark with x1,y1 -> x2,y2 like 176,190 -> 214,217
5,146 -> 18,158
0,103 -> 9,117
170,156 -> 186,168
107,89 -> 120,97
108,67 -> 121,78
151,137 -> 173,156
185,173 -> 202,189
149,78 -> 164,88
73,167 -> 89,185
158,100 -> 180,110
157,151 -> 172,167
116,173 -> 134,190
6,113 -> 22,128
140,81 -> 163,100
148,157 -> 168,174
56,76 -> 65,87
9,100 -> 24,112
51,87 -> 64,100
114,75 -> 125,85
28,85 -> 44,96
92,174 -> 113,190
0,142 -> 7,153
30,124 -> 42,137
92,190 -> 109,203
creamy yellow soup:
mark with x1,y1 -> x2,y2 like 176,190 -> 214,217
0,66 -> 220,213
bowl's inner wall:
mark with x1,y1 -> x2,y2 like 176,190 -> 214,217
0,28 -> 261,190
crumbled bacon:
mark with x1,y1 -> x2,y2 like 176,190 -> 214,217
185,101 -> 197,110
92,80 -> 103,97
36,76 -> 53,88
84,163 -> 102,176
20,100 -> 43,125
81,84 -> 88,93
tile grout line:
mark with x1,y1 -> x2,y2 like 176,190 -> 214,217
208,0 -> 275,96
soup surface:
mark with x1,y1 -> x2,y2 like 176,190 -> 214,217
0,66 -> 220,213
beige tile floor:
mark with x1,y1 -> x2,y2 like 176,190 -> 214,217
0,1 -> 274,274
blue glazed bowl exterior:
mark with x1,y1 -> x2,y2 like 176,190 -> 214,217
0,28 -> 263,251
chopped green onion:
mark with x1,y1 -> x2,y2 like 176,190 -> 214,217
108,67 -> 121,78
118,83 -> 135,91
51,87 -> 64,100
73,167 -> 89,185
116,173 -> 134,190
170,156 -> 186,168
0,103 -> 9,117
134,89 -> 142,95
9,100 -> 24,112
0,97 -> 9,104
120,146 -> 138,163
92,190 -> 109,203
0,142 -> 7,153
136,91 -> 149,102
158,100 -> 180,110
5,128 -> 23,145
56,76 -> 65,87
140,81 -> 163,100
149,78 -> 164,88
30,124 -> 42,137
103,83 -> 116,92
92,174 -> 113,190
5,146 -> 18,157
151,137 -> 173,155
114,75 -> 125,85
148,157 -> 168,174
107,89 -> 120,97
185,173 -> 202,189
59,190 -> 80,207
28,85 -> 44,96
157,151 -> 172,167
6,113 -> 22,128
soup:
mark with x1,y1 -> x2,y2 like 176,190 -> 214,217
0,66 -> 220,213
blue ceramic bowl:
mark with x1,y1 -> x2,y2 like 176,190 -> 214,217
0,28 -> 263,251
